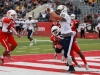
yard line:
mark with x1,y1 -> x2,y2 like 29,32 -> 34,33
16,51 -> 25,52
31,48 -> 40,50
18,40 -> 51,42
29,52 -> 39,53
43,49 -> 53,51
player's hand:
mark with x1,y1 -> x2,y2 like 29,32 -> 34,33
55,44 -> 63,49
17,34 -> 21,38
46,8 -> 54,13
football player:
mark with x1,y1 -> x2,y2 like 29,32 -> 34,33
25,15 -> 36,46
0,10 -> 21,65
47,5 -> 75,72
70,14 -> 89,70
50,26 -> 64,61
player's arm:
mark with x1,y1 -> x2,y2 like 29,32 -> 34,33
10,27 -> 21,38
2,18 -> 12,32
50,11 -> 66,22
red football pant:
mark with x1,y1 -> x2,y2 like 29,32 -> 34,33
0,34 -> 17,51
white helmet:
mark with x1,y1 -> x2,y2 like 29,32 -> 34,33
70,14 -> 75,20
51,26 -> 60,36
6,10 -> 17,20
57,5 -> 67,13
28,15 -> 32,18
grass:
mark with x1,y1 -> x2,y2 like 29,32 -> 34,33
0,36 -> 100,55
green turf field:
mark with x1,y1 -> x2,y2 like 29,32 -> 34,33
0,36 -> 100,55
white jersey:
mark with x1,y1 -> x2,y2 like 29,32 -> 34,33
15,19 -> 21,27
21,19 -> 27,28
59,12 -> 73,34
25,19 -> 34,31
80,23 -> 86,29
97,23 -> 100,29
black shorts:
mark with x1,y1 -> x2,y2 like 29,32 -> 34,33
27,30 -> 33,38
62,35 -> 74,58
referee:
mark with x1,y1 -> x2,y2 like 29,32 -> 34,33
80,21 -> 86,38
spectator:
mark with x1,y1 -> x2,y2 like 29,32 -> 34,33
41,12 -> 46,22
84,0 -> 88,4
91,13 -> 98,33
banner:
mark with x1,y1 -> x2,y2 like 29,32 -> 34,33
34,22 -> 53,36
34,22 -> 98,39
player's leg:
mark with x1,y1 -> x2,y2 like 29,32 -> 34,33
28,30 -> 36,46
7,35 -> 18,60
0,39 -> 11,65
30,30 -> 37,44
54,52 -> 57,59
58,39 -> 64,61
60,50 -> 64,61
27,30 -> 34,46
77,51 -> 89,70
73,41 -> 89,70
63,35 -> 75,72
70,50 -> 81,68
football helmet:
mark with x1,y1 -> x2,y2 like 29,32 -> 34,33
70,14 -> 75,20
51,26 -> 60,36
57,5 -> 67,13
6,10 -> 17,20
28,15 -> 32,18
28,15 -> 32,20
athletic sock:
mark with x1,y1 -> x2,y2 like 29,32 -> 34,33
81,57 -> 87,64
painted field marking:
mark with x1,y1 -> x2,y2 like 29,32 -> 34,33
0,66 -> 75,75
31,48 -> 40,50
29,52 -> 39,53
6,61 -> 100,74
75,56 -> 100,62
15,51 -> 25,52
43,49 -> 53,51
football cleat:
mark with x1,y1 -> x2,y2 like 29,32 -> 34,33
67,65 -> 75,73
29,43 -> 33,46
6,54 -> 12,61
0,58 -> 4,66
85,64 -> 89,70
77,64 -> 82,68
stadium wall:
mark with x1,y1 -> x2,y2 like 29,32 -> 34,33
34,22 -> 98,39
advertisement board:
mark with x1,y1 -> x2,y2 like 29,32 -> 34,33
34,22 -> 53,37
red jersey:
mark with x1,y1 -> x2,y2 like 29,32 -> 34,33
52,22 -> 60,27
50,35 -> 61,46
2,17 -> 15,34
71,19 -> 79,32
